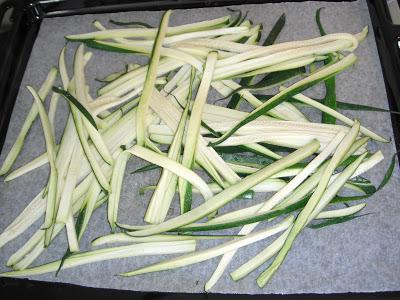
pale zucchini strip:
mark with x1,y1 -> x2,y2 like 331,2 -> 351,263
99,57 -> 183,96
92,233 -> 235,247
8,174 -> 100,270
0,67 -> 58,175
216,32 -> 359,68
48,92 -> 61,136
70,106 -> 110,192
256,122 -> 360,287
217,79 -> 309,122
136,10 -> 171,146
287,89 -> 388,143
231,226 -> 291,281
66,15 -> 230,40
145,76 -> 191,224
108,145 -> 214,230
231,202 -> 366,281
120,216 -> 293,277
55,144 -> 82,252
315,203 -> 366,219
0,108 -> 142,250
209,54 -> 358,147
129,145 -> 213,200
73,44 -> 114,165
179,52 -> 218,213
128,140 -> 319,237
204,132 -> 345,291
150,89 -> 236,188
1,241 -> 196,277
257,153 -> 367,287
213,39 -> 356,79
27,86 -> 58,245
4,146 -> 59,182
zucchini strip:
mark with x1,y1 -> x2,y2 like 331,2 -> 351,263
145,73 -> 192,224
256,122 -> 360,286
136,10 -> 171,146
92,233 -> 236,246
204,132 -> 344,290
66,16 -> 230,40
288,90 -> 388,143
231,227 -> 291,281
120,216 -> 293,277
209,54 -> 358,147
0,68 -> 58,175
2,241 -> 196,277
28,86 -> 58,246
128,140 -> 319,237
179,52 -> 217,213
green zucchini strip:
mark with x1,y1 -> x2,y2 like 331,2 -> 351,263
27,87 -> 58,246
287,90 -> 388,143
256,121 -> 360,287
209,54 -> 358,147
0,68 -> 58,176
70,106 -> 110,192
136,10 -> 171,146
1,241 -> 196,277
204,132 -> 344,290
127,140 -> 319,237
73,45 -> 114,165
179,52 -> 218,213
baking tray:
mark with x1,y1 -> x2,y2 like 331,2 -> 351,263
0,0 -> 400,298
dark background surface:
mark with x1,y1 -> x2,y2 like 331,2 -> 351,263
0,0 -> 400,299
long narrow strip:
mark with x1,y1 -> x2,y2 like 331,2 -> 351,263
128,140 -> 319,237
27,86 -> 58,246
1,241 -> 196,277
0,68 -> 58,175
136,10 -> 171,146
256,121 -> 360,287
120,216 -> 293,277
179,52 -> 218,213
209,54 -> 357,147
204,132 -> 344,290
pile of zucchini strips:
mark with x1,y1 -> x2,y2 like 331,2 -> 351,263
0,8 -> 396,291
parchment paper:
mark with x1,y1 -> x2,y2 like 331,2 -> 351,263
1,0 -> 399,294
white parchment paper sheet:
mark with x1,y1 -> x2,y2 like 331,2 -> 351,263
1,0 -> 399,294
